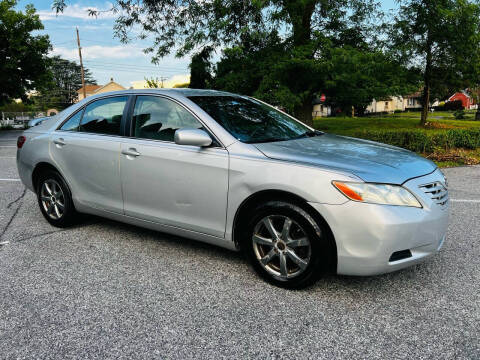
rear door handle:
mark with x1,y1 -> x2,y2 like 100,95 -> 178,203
53,138 -> 66,146
121,148 -> 141,157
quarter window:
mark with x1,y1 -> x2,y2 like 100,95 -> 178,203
132,96 -> 202,142
79,96 -> 128,136
60,109 -> 83,131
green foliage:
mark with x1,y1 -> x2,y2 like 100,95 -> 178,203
144,77 -> 163,88
0,101 -> 35,112
0,0 -> 51,105
33,56 -> 97,110
454,110 -> 466,119
444,100 -> 464,111
0,124 -> 15,131
322,45 -> 419,115
53,0 -> 382,125
389,0 -> 480,124
189,47 -> 213,89
353,129 -> 480,153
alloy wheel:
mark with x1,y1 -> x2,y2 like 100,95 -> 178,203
252,215 -> 311,280
40,179 -> 65,220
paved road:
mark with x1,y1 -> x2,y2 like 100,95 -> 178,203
1,130 -> 479,359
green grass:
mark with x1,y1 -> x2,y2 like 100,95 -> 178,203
314,110 -> 480,136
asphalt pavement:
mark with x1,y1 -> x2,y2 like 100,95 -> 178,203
0,130 -> 479,359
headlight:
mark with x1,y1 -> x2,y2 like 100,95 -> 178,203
332,181 -> 422,208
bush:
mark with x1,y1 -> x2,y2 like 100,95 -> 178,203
454,110 -> 466,119
444,100 -> 464,111
353,128 -> 480,153
0,124 -> 14,131
394,109 -> 403,114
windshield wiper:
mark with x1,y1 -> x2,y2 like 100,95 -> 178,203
245,137 -> 286,144
294,130 -> 324,139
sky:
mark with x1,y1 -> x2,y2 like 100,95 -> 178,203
17,0 -> 399,89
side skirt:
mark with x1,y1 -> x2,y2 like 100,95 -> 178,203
75,203 -> 239,251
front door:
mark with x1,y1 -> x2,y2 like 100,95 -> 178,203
120,95 -> 229,238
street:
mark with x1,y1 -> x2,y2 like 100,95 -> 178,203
1,130 -> 479,359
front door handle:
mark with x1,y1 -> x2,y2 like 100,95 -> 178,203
122,148 -> 141,157
53,138 -> 66,146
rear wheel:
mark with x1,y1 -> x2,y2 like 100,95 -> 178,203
242,201 -> 333,289
36,171 -> 77,227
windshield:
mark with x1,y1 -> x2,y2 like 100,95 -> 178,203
188,96 -> 313,143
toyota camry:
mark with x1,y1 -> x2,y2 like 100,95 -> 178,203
16,89 -> 449,288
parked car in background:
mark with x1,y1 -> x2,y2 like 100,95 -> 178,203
16,89 -> 449,288
28,116 -> 49,128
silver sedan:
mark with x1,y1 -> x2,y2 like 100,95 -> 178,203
16,89 -> 449,288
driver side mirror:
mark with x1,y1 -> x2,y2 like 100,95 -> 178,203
174,128 -> 212,147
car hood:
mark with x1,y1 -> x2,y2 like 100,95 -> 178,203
253,133 -> 437,184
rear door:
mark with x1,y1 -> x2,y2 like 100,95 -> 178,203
50,96 -> 129,213
120,95 -> 229,237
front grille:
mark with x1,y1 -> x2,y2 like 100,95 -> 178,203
419,181 -> 448,207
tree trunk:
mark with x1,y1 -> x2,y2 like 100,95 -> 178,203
420,37 -> 433,126
421,84 -> 430,126
286,0 -> 315,47
295,99 -> 313,127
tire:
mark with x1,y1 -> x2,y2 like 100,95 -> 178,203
36,170 -> 78,228
241,200 -> 334,289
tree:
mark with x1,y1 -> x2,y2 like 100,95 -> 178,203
322,46 -> 419,115
34,56 -> 97,109
52,0 -> 379,125
0,0 -> 51,105
144,77 -> 164,88
189,47 -> 213,89
390,0 -> 480,125
213,32 -> 418,118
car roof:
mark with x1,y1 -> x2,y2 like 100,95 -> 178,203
83,88 -> 239,99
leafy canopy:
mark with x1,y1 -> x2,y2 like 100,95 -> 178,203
389,0 -> 480,124
34,56 -> 97,109
0,0 -> 51,105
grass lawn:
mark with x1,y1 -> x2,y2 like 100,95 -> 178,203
314,110 -> 480,167
314,110 -> 480,136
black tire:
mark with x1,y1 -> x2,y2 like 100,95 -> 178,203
36,170 -> 78,228
241,200 -> 334,289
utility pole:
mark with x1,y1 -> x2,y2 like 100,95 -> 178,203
76,27 -> 86,99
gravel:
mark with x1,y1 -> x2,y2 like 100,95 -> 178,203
0,130 -> 478,359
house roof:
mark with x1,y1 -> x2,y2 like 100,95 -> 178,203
76,84 -> 101,94
93,79 -> 125,93
406,91 -> 422,98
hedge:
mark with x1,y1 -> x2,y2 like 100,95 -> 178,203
352,129 -> 480,153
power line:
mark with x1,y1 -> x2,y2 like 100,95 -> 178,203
83,60 -> 188,72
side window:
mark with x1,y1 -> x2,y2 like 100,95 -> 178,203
132,96 -> 202,142
79,96 -> 128,136
60,109 -> 83,131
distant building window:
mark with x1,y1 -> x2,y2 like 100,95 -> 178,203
385,102 -> 389,110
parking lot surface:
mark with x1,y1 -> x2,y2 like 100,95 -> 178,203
1,130 -> 479,359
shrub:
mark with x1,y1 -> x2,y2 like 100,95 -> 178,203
454,110 -> 466,119
394,109 -> 403,114
444,100 -> 464,111
0,124 -> 14,131
353,128 -> 480,153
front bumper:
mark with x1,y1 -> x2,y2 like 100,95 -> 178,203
309,169 -> 449,276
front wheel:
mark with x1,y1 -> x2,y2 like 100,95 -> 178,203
242,201 -> 334,289
37,171 -> 77,227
